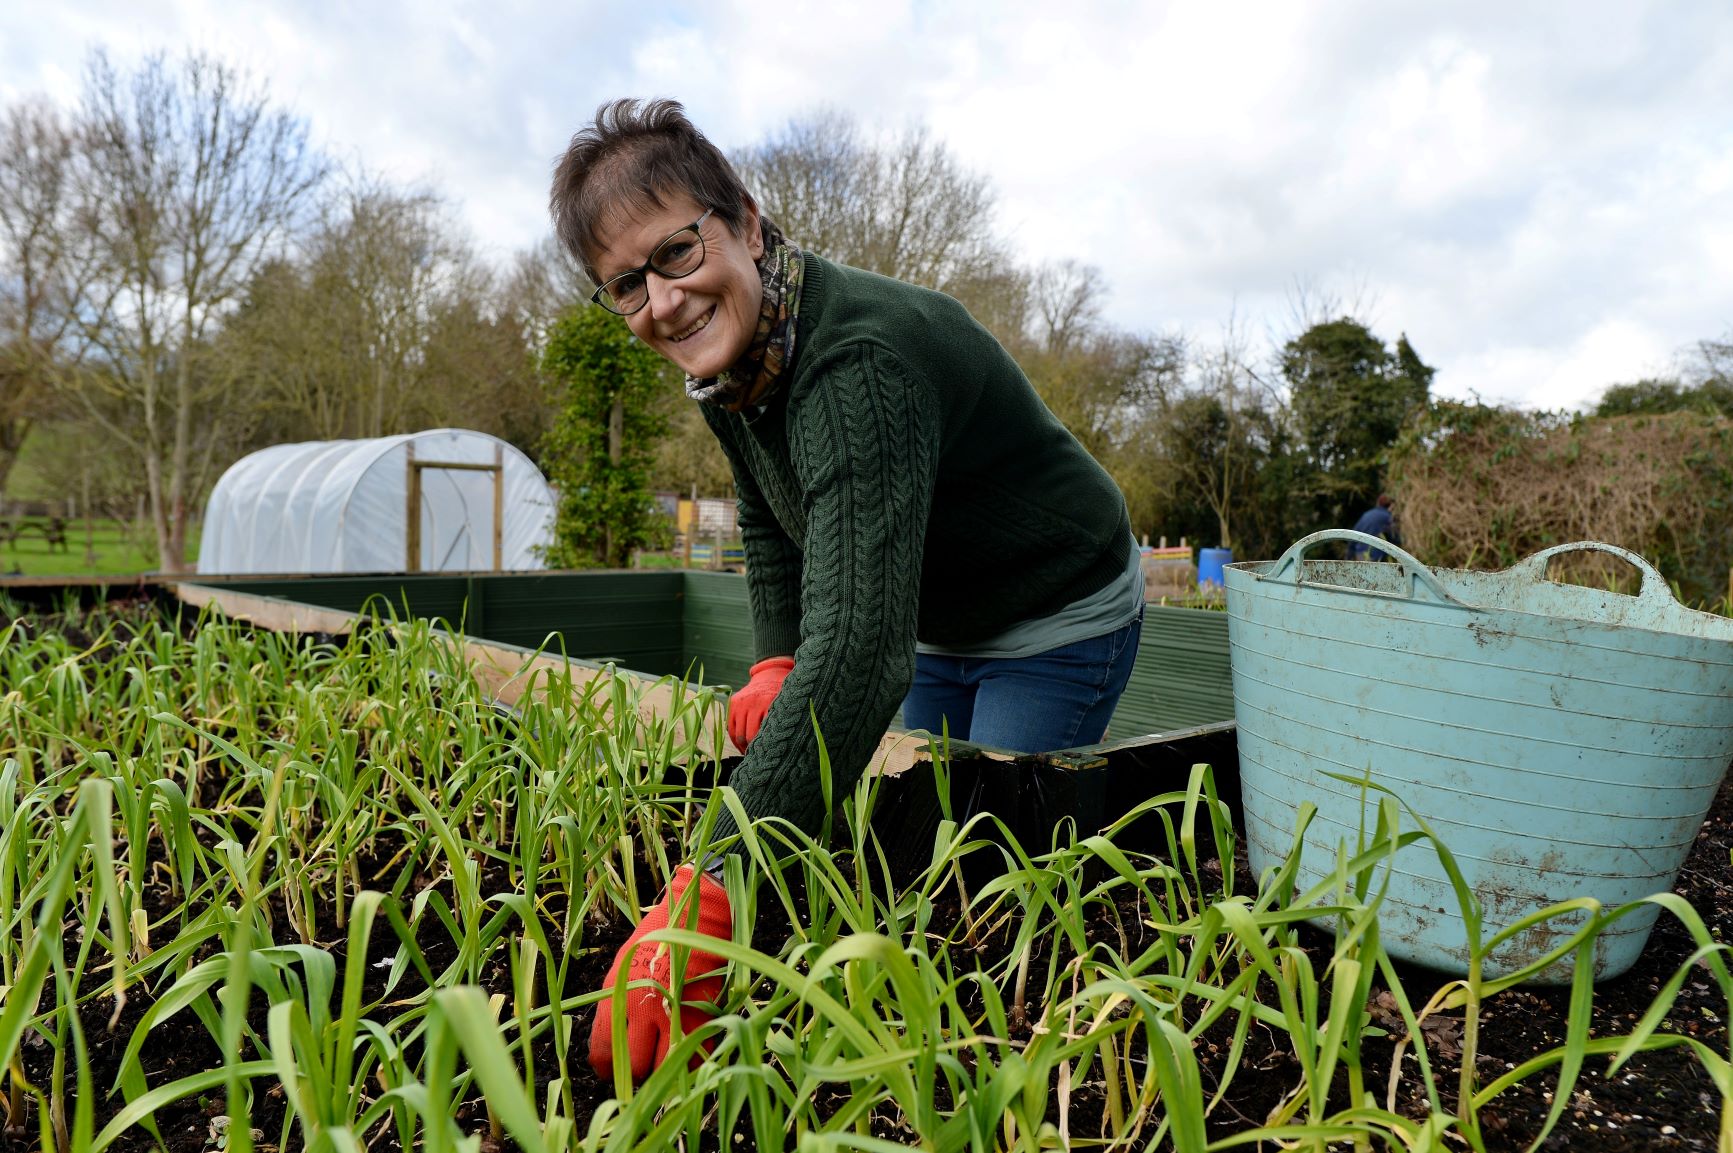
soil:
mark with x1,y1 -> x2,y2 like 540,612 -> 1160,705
5,770 -> 1727,1151
2,599 -> 1728,1150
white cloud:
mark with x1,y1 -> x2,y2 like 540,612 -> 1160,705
2,0 -> 1730,410
1450,318 -> 1676,411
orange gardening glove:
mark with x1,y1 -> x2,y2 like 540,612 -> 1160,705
588,866 -> 733,1082
727,656 -> 794,750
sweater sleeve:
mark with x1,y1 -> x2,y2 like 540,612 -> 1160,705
704,406 -> 804,661
714,344 -> 940,843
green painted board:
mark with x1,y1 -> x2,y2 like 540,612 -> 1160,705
1110,605 -> 1235,738
189,575 -> 471,626
197,571 -> 687,678
667,578 -> 1237,735
681,570 -> 755,687
474,571 -> 684,675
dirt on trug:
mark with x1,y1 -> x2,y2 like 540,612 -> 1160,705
1305,772 -> 1733,1152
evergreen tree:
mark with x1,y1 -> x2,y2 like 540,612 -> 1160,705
539,306 -> 673,567
1281,318 -> 1433,528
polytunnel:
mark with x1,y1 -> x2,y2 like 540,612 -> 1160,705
196,429 -> 556,575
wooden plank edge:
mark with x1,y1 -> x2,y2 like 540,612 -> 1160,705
170,582 -> 361,636
0,573 -> 160,589
1079,719 -> 1237,757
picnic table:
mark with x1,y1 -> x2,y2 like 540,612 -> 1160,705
0,516 -> 69,552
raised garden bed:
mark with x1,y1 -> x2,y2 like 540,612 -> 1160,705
173,569 -> 1239,738
0,589 -> 1727,1151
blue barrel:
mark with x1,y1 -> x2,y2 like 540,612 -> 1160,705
1225,530 -> 1733,982
1198,547 -> 1233,588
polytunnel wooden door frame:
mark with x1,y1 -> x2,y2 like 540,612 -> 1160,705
404,441 -> 506,573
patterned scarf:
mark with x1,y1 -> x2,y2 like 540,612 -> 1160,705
685,221 -> 804,413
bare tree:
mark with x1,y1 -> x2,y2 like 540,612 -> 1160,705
866,125 -> 1006,290
1010,260 -> 1180,461
1023,329 -> 1184,460
499,234 -> 591,348
1274,273 -> 1381,354
1030,260 -> 1105,357
415,288 -> 549,455
1693,332 -> 1732,387
739,114 -> 1194,513
650,399 -> 735,498
1178,311 -> 1254,549
734,111 -> 1022,321
217,255 -> 359,441
65,50 -> 327,570
0,99 -> 106,493
733,111 -> 872,266
317,182 -> 483,438
221,177 -> 553,462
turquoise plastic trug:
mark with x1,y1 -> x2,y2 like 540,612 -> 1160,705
1227,530 -> 1733,983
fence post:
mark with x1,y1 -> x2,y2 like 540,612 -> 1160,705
82,473 -> 98,568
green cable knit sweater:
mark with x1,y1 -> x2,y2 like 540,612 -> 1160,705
703,253 -> 1132,843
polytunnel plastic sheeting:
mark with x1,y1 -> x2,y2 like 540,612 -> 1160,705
248,441 -> 353,573
301,433 -> 419,573
201,441 -> 319,575
276,441 -> 363,570
196,429 -> 555,575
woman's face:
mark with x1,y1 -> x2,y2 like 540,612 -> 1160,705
590,193 -> 764,380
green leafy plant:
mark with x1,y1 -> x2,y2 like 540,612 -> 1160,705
539,304 -> 675,568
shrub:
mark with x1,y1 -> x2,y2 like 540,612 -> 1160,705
1388,402 -> 1733,604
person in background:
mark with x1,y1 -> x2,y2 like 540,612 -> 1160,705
1349,493 -> 1399,560
549,98 -> 1144,1081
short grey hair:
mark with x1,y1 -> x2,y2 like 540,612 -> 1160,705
549,98 -> 759,281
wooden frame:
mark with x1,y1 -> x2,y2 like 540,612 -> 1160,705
405,442 -> 506,573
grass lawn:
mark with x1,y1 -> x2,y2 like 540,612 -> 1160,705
0,518 -> 198,577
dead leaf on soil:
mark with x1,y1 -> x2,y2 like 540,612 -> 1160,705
1367,990 -> 1464,1059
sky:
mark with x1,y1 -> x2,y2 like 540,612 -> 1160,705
3,1 -> 1729,412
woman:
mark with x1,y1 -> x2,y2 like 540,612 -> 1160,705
552,99 -> 1144,1080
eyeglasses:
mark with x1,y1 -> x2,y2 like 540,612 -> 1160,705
590,208 -> 714,316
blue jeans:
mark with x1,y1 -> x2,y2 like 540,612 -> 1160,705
900,610 -> 1144,753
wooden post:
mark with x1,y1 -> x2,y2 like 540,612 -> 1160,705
409,455 -> 506,573
82,471 -> 97,569
405,441 -> 420,573
492,443 -> 504,573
